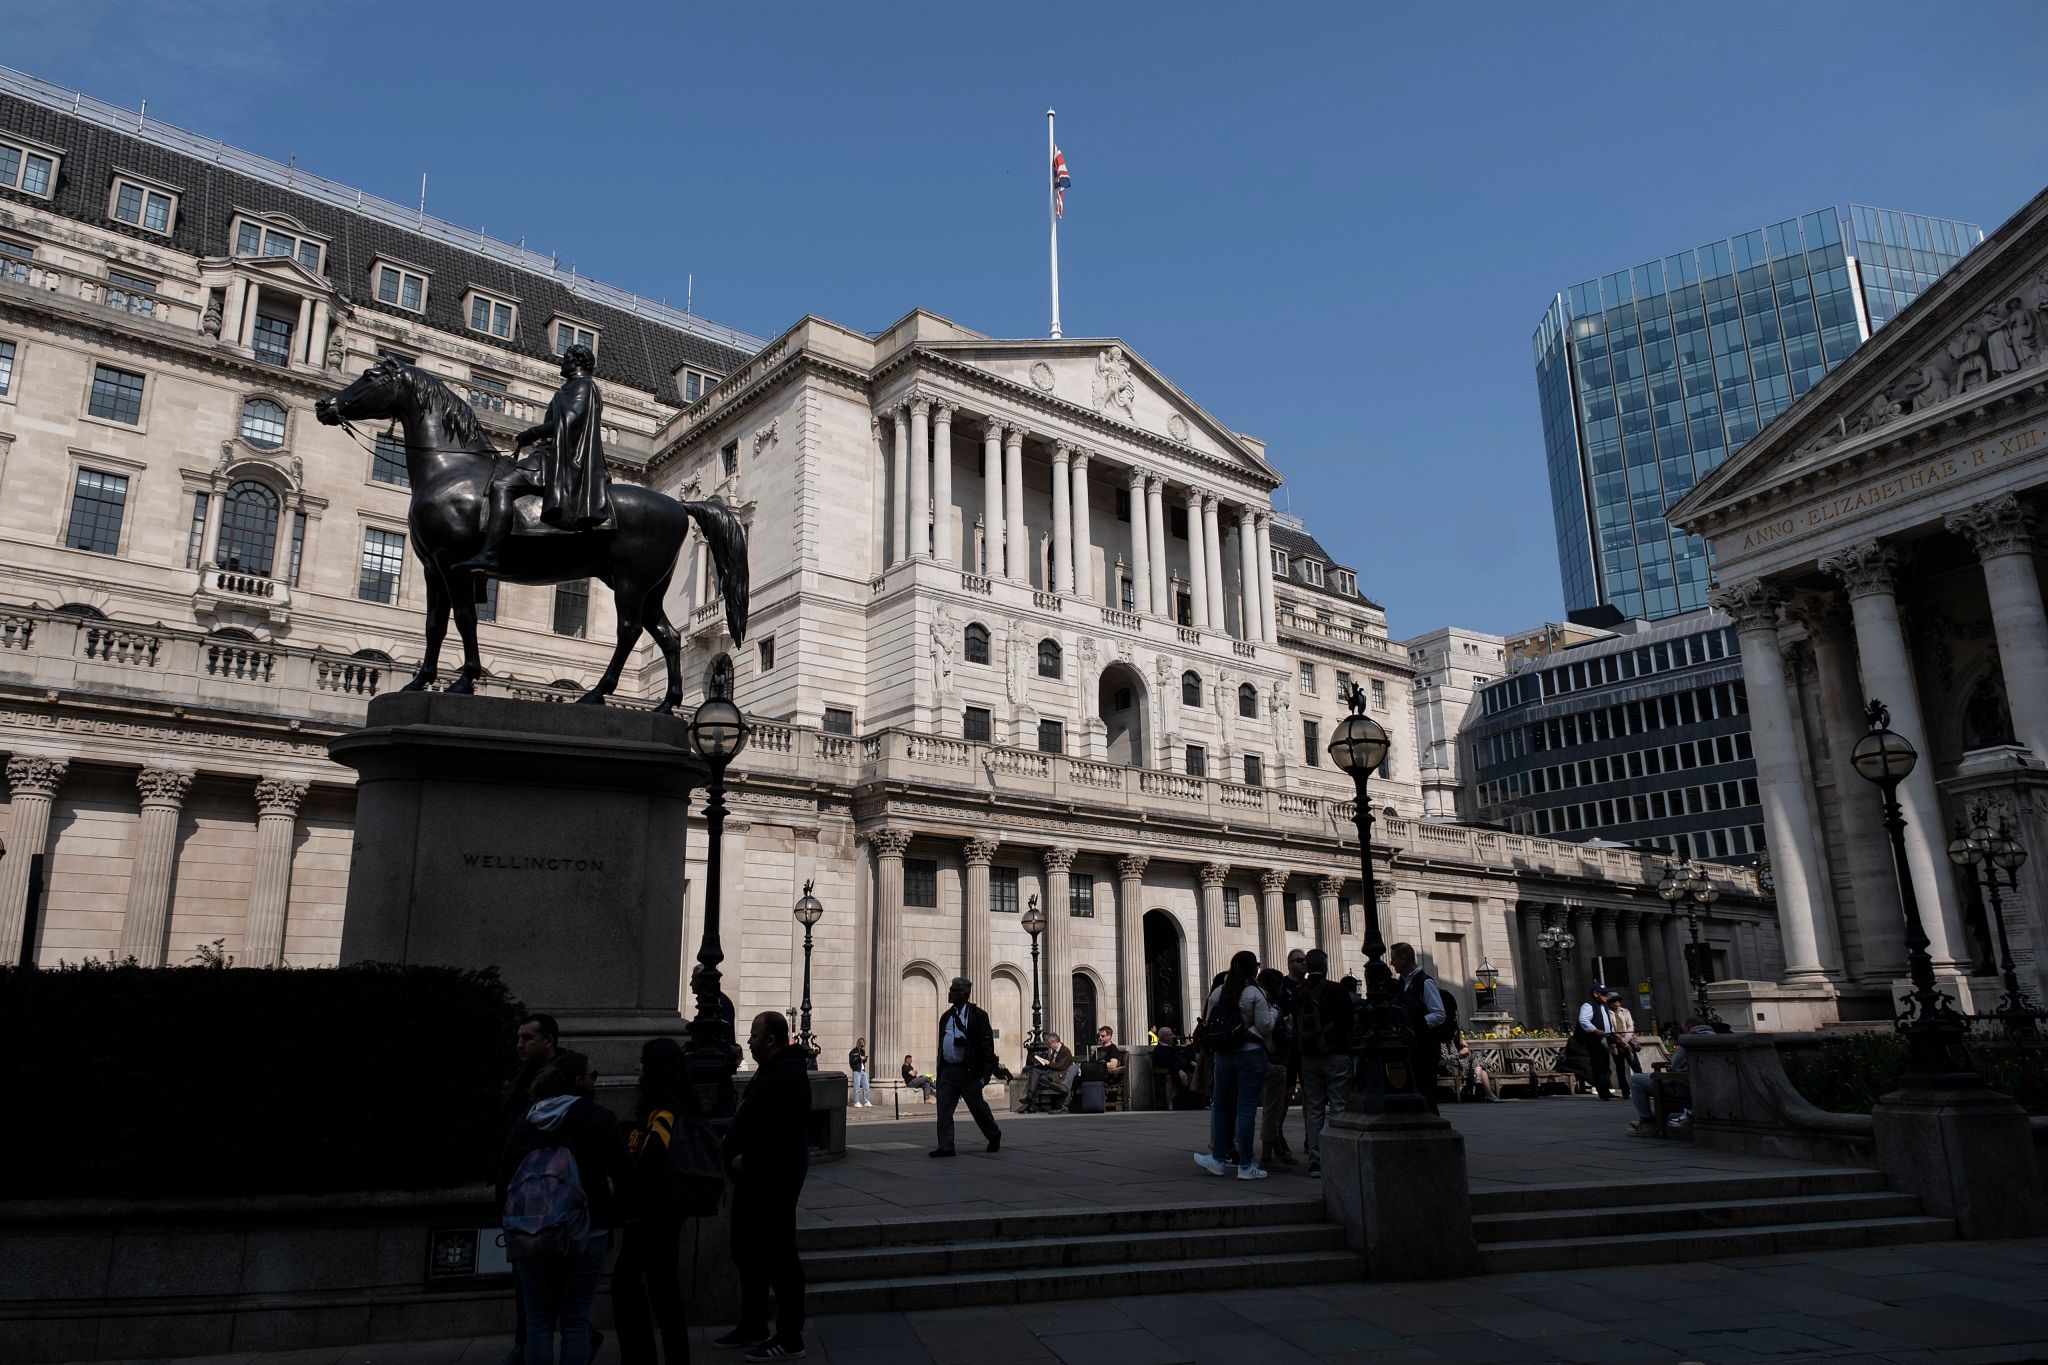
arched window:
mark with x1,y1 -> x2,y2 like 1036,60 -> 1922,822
216,480 -> 281,576
1182,670 -> 1202,707
964,622 -> 990,665
1038,638 -> 1062,678
1238,683 -> 1258,718
1071,972 -> 1098,1046
239,397 -> 286,448
352,649 -> 395,663
53,603 -> 107,619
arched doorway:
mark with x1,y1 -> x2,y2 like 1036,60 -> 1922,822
990,968 -> 1025,1071
1143,910 -> 1185,1037
902,966 -> 940,1072
1072,971 -> 1098,1046
1098,662 -> 1148,767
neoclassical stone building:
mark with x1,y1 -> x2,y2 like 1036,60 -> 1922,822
1672,177 -> 2048,1025
0,69 -> 1769,1074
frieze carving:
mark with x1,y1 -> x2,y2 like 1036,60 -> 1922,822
864,827 -> 913,856
0,707 -> 330,759
1042,845 -> 1077,873
5,754 -> 69,798
1092,346 -> 1136,419
1946,493 -> 2036,559
1199,862 -> 1231,888
964,835 -> 1001,866
135,768 -> 193,806
255,778 -> 308,817
753,419 -> 779,454
1167,414 -> 1190,443
1260,868 -> 1289,893
1029,361 -> 1055,393
1707,579 -> 1782,634
1819,541 -> 1903,599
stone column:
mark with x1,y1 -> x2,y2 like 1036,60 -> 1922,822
0,756 -> 68,964
932,402 -> 956,566
981,421 -> 1005,578
1070,450 -> 1094,600
1203,496 -> 1227,628
1146,475 -> 1169,614
1568,904 -> 1598,1009
240,282 -> 261,354
1822,542 -> 1972,972
1237,508 -> 1262,642
245,777 -> 308,967
117,768 -> 193,966
867,829 -> 912,1081
1790,592 -> 1906,981
907,397 -> 931,559
1712,580 -> 1836,985
294,295 -> 315,363
309,299 -> 330,368
1259,868 -> 1288,969
1043,846 -> 1076,1046
1316,875 -> 1346,978
1198,863 -> 1230,991
1127,466 -> 1152,615
1003,426 -> 1028,584
222,275 -> 248,347
1255,512 -> 1278,643
1517,903 -> 1553,1028
1949,494 -> 2048,761
963,836 -> 997,994
1595,908 -> 1623,981
1117,854 -> 1149,1043
1050,443 -> 1074,594
1185,492 -> 1210,629
1632,911 -> 1665,1025
1661,914 -> 1694,1022
890,405 -> 909,566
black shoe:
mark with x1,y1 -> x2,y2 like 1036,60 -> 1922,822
929,1148 -> 955,1158
743,1344 -> 806,1362
988,1133 -> 1001,1153
712,1328 -> 773,1350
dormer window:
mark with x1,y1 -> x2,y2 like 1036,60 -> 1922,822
230,213 -> 326,274
1270,549 -> 1289,576
680,367 -> 720,402
466,290 -> 517,340
109,175 -> 177,235
1299,559 -> 1324,587
0,139 -> 58,198
372,260 -> 428,313
551,317 -> 598,356
1334,569 -> 1356,597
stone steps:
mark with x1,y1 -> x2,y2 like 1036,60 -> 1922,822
807,1247 -> 1362,1314
1479,1214 -> 1955,1273
1475,1189 -> 1924,1240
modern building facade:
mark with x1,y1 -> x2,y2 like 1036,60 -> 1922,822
1403,626 -> 1506,821
1536,205 -> 1982,622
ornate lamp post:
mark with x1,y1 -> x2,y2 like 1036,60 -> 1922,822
1658,858 -> 1726,1030
1473,959 -> 1499,1013
685,695 -> 751,1110
1023,895 -> 1048,1051
1851,699 -> 1975,1082
793,880 -> 824,1067
1536,923 -> 1575,1031
1948,805 -> 2042,1036
1328,682 -> 1421,1112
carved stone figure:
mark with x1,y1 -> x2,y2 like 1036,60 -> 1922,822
1950,321 -> 1991,394
931,604 -> 958,692
325,328 -> 347,370
1984,306 -> 2022,377
201,301 -> 223,338
2005,296 -> 2038,370
1092,346 -> 1136,419
1965,671 -> 2016,750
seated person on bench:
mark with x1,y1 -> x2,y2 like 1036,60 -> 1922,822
1628,1016 -> 1712,1134
1024,1033 -> 1077,1108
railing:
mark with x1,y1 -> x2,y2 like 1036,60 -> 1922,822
818,734 -> 856,762
1277,792 -> 1322,818
960,573 -> 993,596
1068,759 -> 1124,789
986,747 -> 1050,779
1139,770 -> 1203,802
751,721 -> 797,756
1176,626 -> 1202,645
1032,591 -> 1064,612
83,625 -> 161,667
211,571 -> 277,599
1277,609 -> 1401,656
314,657 -> 382,695
905,734 -> 971,766
0,615 -> 35,651
0,256 -> 206,333
205,642 -> 275,682
1101,606 -> 1140,629
1233,641 -> 1257,658
1218,781 -> 1265,810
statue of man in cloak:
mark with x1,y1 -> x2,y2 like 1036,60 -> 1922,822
454,343 -> 612,574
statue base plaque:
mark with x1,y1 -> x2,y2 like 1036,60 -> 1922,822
332,692 -> 707,1073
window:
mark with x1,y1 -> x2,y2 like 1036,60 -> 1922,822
552,579 -> 589,637
1038,638 -> 1062,678
1299,559 -> 1324,587
1334,569 -> 1356,597
0,236 -> 28,284
1340,902 -> 1354,935
1239,683 -> 1258,718
64,469 -> 127,554
105,269 -> 157,318
1243,754 -> 1263,786
1285,898 -> 1300,932
1119,574 -> 1136,613
0,140 -> 57,196
1175,590 -> 1193,627
822,706 -> 854,735
721,441 -> 739,478
758,637 -> 775,671
374,263 -> 426,312
371,433 -> 410,486
239,397 -> 287,448
1038,718 -> 1065,754
0,338 -> 14,396
359,527 -> 405,603
1224,888 -> 1241,928
231,215 -> 325,273
466,290 -> 515,339
991,866 -> 1019,914
1271,549 -> 1289,575
1181,670 -> 1202,706
88,363 -> 144,424
110,177 -> 175,234
1370,678 -> 1386,710
217,481 -> 280,575
474,576 -> 498,623
251,311 -> 294,366
964,622 -> 990,665
1069,876 -> 1094,918
905,858 -> 938,908
680,368 -> 720,403
552,319 -> 597,356
1336,669 -> 1354,700
1185,744 -> 1207,777
1300,661 -> 1316,695
963,705 -> 992,742
185,492 -> 209,567
1303,719 -> 1321,766
286,512 -> 307,587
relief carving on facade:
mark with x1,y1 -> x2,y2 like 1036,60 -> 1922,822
135,768 -> 194,807
1707,579 -> 1782,634
964,835 -> 1001,867
5,754 -> 69,797
1198,862 -> 1230,888
255,777 -> 309,817
1091,346 -> 1136,419
1945,492 -> 2037,559
1819,541 -> 1904,599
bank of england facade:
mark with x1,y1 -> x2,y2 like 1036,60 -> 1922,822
0,71 -> 1767,1073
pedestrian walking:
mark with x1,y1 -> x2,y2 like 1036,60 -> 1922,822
715,1012 -> 813,1361
1194,950 -> 1278,1181
1573,984 -> 1617,1100
848,1037 -> 870,1107
496,1013 -> 560,1365
1293,948 -> 1353,1176
1390,943 -> 1448,1113
614,1038 -> 693,1365
929,976 -> 1002,1157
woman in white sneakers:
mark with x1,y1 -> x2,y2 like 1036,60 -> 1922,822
1194,949 -> 1279,1180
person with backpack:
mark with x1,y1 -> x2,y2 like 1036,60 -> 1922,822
496,1050 -> 629,1365
1193,950 -> 1278,1181
496,1013 -> 560,1365
1293,948 -> 1353,1177
715,1011 -> 813,1361
1390,943 -> 1452,1113
614,1038 -> 695,1365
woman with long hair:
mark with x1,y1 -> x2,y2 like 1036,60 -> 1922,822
613,1037 -> 696,1364
1194,950 -> 1278,1180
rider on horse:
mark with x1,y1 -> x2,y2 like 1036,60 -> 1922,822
453,342 -> 611,575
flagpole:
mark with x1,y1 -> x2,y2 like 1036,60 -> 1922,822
1047,108 -> 1062,339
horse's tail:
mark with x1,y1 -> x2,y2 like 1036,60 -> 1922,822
682,497 -> 749,644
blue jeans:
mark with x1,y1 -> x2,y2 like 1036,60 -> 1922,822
851,1067 -> 870,1103
516,1232 -> 609,1365
1208,1046 -> 1269,1167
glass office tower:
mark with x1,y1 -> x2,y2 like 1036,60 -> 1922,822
1534,206 -> 1982,621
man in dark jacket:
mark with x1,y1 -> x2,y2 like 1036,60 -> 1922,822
715,1011 -> 813,1359
931,976 -> 1002,1158
493,1012 -> 559,1363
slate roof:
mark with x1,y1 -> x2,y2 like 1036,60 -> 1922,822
1269,520 -> 1383,611
0,85 -> 758,404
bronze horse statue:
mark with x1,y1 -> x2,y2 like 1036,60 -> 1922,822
314,357 -> 746,712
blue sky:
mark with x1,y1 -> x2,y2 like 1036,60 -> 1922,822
14,2 -> 2048,635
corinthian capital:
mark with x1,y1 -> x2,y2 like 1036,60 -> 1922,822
1820,541 -> 1903,599
5,755 -> 68,799
1042,845 -> 1077,874
1199,862 -> 1231,888
964,835 -> 1001,866
864,827 -> 913,857
1946,493 -> 2036,560
1259,868 -> 1289,894
908,394 -> 932,418
1316,875 -> 1344,898
255,778 -> 308,818
1118,853 -> 1149,881
1707,579 -> 1783,634
136,768 -> 194,808
930,400 -> 956,423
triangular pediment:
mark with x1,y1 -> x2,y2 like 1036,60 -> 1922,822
1672,183 -> 2048,525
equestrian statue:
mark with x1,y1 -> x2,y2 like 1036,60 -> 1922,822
315,350 -> 746,712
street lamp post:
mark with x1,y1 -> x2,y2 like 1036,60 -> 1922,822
1852,699 -> 1976,1083
1023,895 -> 1047,1051
1327,682 -> 1422,1113
1657,858 -> 1726,1030
685,695 -> 751,1112
794,880 -> 824,1068
1947,806 -> 2041,1036
1536,923 -> 1575,1032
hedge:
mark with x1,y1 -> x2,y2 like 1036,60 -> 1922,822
0,959 -> 522,1198
1785,1029 -> 2048,1115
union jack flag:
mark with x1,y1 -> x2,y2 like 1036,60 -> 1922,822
1052,147 -> 1071,219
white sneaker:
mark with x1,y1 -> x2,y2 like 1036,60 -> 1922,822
1193,1152 -> 1232,1177
1236,1164 -> 1269,1181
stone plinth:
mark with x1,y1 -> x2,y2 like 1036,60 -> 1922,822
332,692 -> 708,1072
1704,979 -> 1840,1033
1873,1084 -> 2048,1240
1319,1109 -> 1480,1281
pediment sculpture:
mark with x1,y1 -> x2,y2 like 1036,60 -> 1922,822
1092,346 -> 1137,419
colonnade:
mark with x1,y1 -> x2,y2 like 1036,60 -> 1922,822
1511,901 -> 1714,1032
879,391 -> 1280,643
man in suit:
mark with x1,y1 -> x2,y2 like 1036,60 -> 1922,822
930,976 -> 1003,1157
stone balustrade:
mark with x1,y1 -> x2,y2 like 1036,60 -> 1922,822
1277,607 -> 1401,657
0,255 -> 206,334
